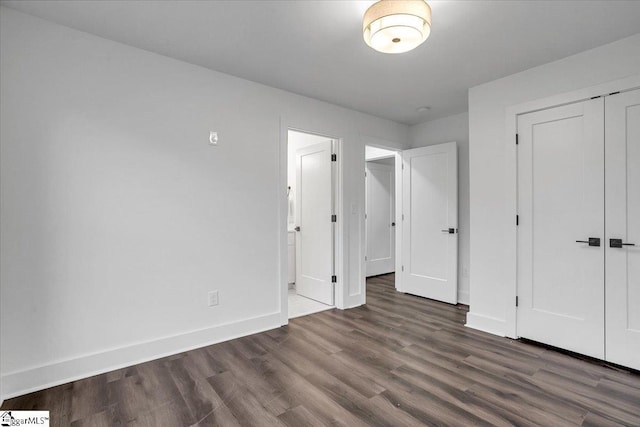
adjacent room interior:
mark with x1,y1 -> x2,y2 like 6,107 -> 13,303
287,130 -> 336,319
365,145 -> 397,280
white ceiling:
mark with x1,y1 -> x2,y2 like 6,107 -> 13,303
3,1 -> 640,125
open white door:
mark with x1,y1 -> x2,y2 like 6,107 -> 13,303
401,142 -> 458,304
605,89 -> 640,370
517,99 -> 605,359
366,161 -> 395,277
295,140 -> 334,305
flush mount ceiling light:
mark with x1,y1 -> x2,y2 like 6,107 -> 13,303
363,0 -> 432,54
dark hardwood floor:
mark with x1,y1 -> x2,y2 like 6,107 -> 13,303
3,274 -> 640,426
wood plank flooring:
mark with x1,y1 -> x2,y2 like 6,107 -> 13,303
3,274 -> 640,426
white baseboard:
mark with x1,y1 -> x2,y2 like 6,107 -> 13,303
465,312 -> 507,337
2,312 -> 281,399
457,290 -> 470,305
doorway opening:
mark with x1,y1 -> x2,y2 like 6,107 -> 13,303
365,142 -> 459,305
365,146 -> 398,286
286,130 -> 336,319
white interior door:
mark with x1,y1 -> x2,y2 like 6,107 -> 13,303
517,98 -> 605,359
401,142 -> 457,304
366,161 -> 395,277
295,140 -> 334,305
605,89 -> 640,370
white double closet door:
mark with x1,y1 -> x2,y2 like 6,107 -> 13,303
517,89 -> 640,370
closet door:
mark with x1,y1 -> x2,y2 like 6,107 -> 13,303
517,98 -> 605,359
605,89 -> 640,370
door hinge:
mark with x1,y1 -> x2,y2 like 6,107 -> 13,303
402,214 -> 405,221
516,296 -> 519,307
401,265 -> 404,272
365,256 -> 367,261
331,153 -> 337,162
331,214 -> 337,222
516,215 -> 519,226
515,134 -> 519,145
331,275 -> 337,283
402,164 -> 404,170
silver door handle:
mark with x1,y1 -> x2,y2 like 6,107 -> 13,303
441,228 -> 456,234
294,226 -> 301,232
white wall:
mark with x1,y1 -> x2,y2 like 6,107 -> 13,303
409,112 -> 470,304
467,34 -> 640,336
0,7 -> 409,398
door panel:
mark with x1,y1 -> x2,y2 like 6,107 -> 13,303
402,142 -> 457,304
366,161 -> 395,276
605,89 -> 640,370
517,99 -> 605,359
295,141 -> 334,305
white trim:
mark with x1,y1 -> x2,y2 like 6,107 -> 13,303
465,312 -> 507,337
457,290 -> 470,305
335,137 -> 345,306
1,312 -> 280,399
504,73 -> 640,340
279,118 -> 289,326
394,151 -> 404,293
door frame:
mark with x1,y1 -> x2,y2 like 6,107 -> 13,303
279,124 -> 343,326
503,74 -> 640,339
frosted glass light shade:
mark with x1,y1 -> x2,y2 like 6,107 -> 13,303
363,0 -> 432,54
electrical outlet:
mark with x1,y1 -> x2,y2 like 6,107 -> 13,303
208,290 -> 219,307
